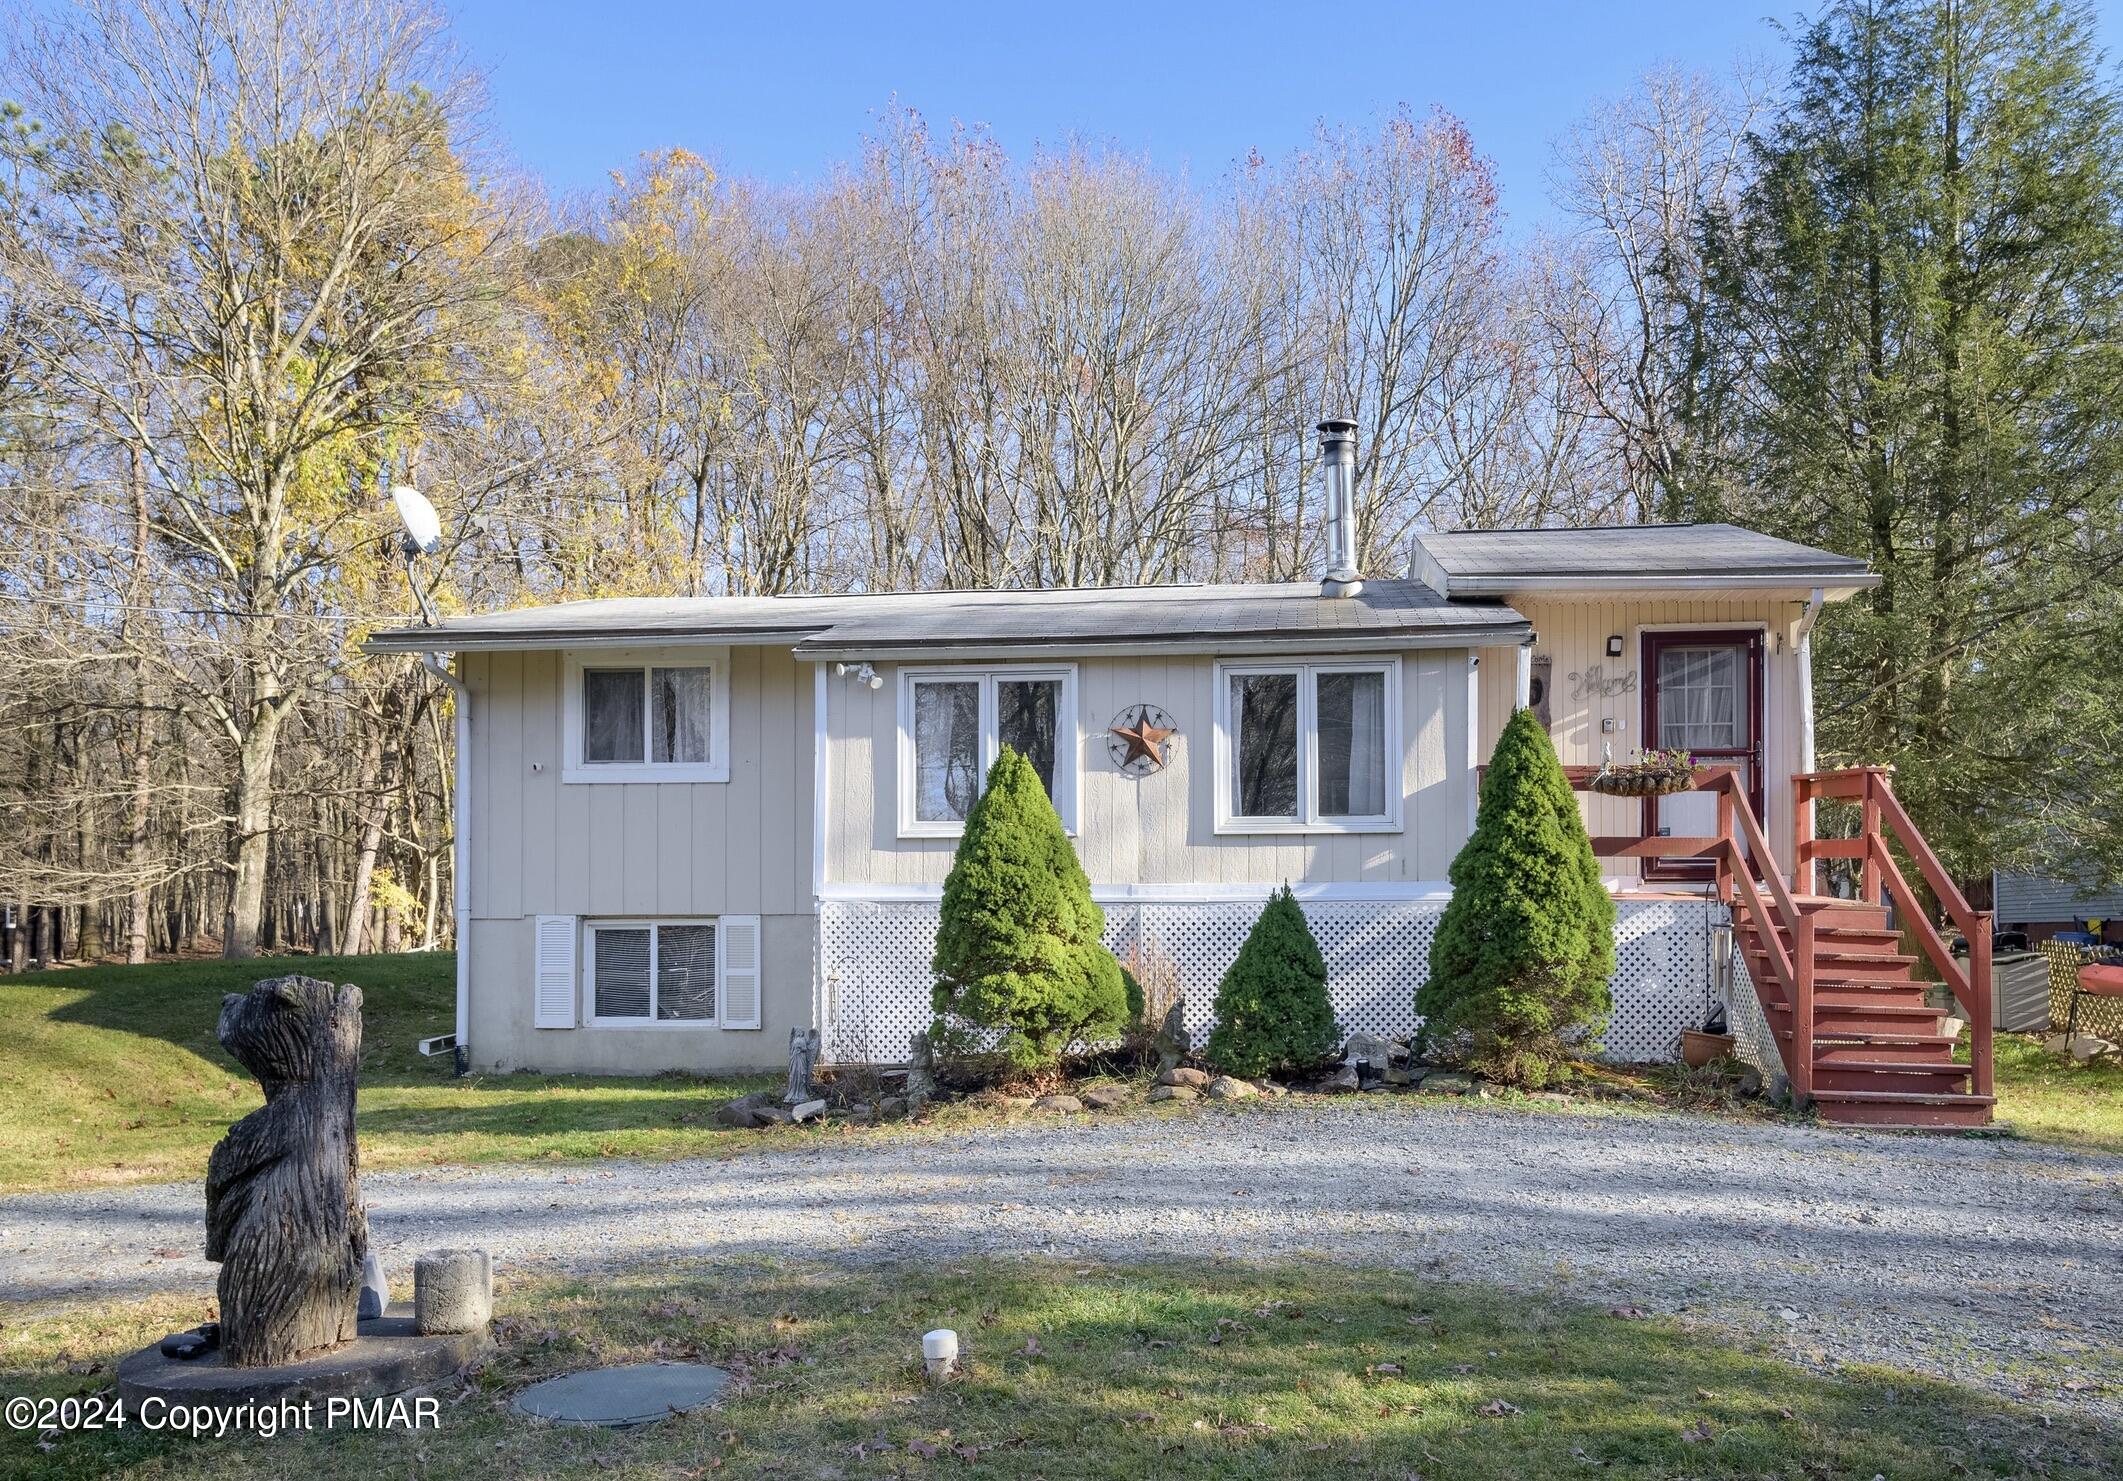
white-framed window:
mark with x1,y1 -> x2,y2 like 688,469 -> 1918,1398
1213,658 -> 1401,834
578,917 -> 760,1029
897,665 -> 1077,837
562,646 -> 731,783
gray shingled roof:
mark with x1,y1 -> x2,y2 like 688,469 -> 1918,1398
365,578 -> 1532,656
1411,523 -> 1876,597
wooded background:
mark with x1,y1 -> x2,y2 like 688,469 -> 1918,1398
2,0 -> 2117,966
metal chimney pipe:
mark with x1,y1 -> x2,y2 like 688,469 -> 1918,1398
1317,417 -> 1362,598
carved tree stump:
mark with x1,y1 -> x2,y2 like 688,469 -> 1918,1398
204,977 -> 368,1367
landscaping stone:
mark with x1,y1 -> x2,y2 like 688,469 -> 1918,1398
1206,1076 -> 1256,1100
1157,1067 -> 1210,1088
1034,1094 -> 1084,1114
752,1106 -> 795,1126
715,1092 -> 774,1129
1421,1073 -> 1476,1096
1382,1066 -> 1415,1087
1317,1065 -> 1360,1094
876,1096 -> 909,1118
119,1305 -> 491,1416
513,1361 -> 729,1428
2071,1036 -> 2118,1063
1257,1080 -> 1289,1097
1082,1085 -> 1129,1110
1343,1031 -> 1407,1068
413,1249 -> 491,1336
788,1098 -> 829,1124
1147,1084 -> 1199,1103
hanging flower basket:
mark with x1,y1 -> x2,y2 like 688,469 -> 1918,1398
1588,749 -> 1702,798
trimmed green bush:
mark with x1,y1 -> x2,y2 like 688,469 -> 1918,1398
1416,707 -> 1615,1086
931,745 -> 1129,1070
1204,885 -> 1339,1079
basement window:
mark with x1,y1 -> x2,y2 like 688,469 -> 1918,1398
563,647 -> 730,783
1215,658 -> 1400,833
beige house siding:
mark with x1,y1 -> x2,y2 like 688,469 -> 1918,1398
1474,593 -> 1813,878
823,649 -> 1474,890
460,643 -> 815,1074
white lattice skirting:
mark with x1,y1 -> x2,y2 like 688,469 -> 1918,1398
819,894 -> 1718,1065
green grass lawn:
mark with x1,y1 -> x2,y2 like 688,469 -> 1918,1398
4,1257 -> 2116,1481
0,954 -> 778,1194
1991,1033 -> 2123,1154
4,956 -> 2121,1195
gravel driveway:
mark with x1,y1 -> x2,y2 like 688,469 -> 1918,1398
5,1099 -> 2119,1417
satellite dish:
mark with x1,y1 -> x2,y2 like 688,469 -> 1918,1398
390,484 -> 443,556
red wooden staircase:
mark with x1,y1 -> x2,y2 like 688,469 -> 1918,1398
1733,767 -> 1994,1129
1558,761 -> 1994,1129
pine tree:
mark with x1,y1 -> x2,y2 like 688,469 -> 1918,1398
931,745 -> 1128,1070
1698,0 -> 2123,886
1205,885 -> 1339,1079
1416,708 -> 1615,1086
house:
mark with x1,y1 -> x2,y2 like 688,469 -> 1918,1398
1991,871 -> 2123,947
368,421 -> 1996,1126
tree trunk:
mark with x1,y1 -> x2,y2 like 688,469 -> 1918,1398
224,701 -> 287,959
339,725 -> 390,957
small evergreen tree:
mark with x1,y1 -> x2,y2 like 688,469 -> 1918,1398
1416,708 -> 1615,1085
1205,885 -> 1339,1079
931,745 -> 1128,1070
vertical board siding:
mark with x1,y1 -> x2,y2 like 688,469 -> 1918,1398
469,643 -> 814,922
1473,596 -> 1810,875
822,649 -> 1472,889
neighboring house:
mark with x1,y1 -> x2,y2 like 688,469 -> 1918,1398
372,422 -> 1990,1125
1992,872 -> 2123,946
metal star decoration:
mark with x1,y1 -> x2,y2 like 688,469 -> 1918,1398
1108,707 -> 1177,770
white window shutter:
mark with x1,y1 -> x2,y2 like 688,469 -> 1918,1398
534,916 -> 577,1028
718,915 -> 762,1029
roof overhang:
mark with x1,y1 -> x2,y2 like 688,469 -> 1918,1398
1442,573 -> 1880,599
793,623 -> 1532,663
363,623 -> 832,655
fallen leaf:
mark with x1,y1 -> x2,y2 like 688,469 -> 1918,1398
1478,1399 -> 1522,1418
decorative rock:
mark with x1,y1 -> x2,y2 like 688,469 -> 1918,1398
751,1105 -> 795,1126
1343,1032 -> 1407,1068
122,1306 -> 490,1416
1206,1076 -> 1256,1100
788,1098 -> 828,1123
413,1249 -> 491,1336
1381,1066 -> 1415,1087
1421,1072 -> 1475,1096
1082,1085 -> 1129,1110
1147,1084 -> 1199,1103
1034,1093 -> 1084,1113
1318,1065 -> 1361,1094
715,1091 -> 774,1128
877,1096 -> 909,1118
2070,1036 -> 2118,1063
1156,1066 -> 1210,1088
358,1250 -> 389,1321
1736,1066 -> 1765,1097
1153,999 -> 1192,1075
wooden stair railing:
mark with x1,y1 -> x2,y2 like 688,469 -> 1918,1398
1546,763 -> 1988,1125
1794,767 -> 1994,1101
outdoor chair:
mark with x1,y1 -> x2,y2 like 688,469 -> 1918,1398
2068,962 -> 2123,1042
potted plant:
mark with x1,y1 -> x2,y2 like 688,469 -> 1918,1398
1589,746 -> 1702,797
1679,1004 -> 1736,1067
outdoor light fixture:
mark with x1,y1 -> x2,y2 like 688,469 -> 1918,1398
389,483 -> 444,626
835,661 -> 884,690
1606,634 -> 1625,657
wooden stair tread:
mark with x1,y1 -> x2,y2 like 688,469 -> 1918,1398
1809,1088 -> 1994,1106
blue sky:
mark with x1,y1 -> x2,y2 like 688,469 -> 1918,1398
449,0 -> 2123,229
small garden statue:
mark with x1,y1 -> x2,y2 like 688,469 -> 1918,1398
1153,998 -> 1191,1075
205,977 -> 368,1367
782,1026 -> 821,1106
905,1030 -> 937,1103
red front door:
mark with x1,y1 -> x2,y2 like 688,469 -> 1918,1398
1641,630 -> 1765,882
